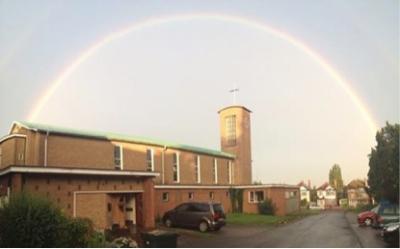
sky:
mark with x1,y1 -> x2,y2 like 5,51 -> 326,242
0,0 -> 398,186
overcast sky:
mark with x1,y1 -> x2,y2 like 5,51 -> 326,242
0,0 -> 398,186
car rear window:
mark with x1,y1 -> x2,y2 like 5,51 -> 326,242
213,204 -> 224,212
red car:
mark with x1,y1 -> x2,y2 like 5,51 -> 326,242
357,206 -> 379,226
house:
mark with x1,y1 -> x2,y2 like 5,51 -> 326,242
0,105 -> 300,231
297,181 -> 311,203
316,182 -> 336,208
347,179 -> 370,208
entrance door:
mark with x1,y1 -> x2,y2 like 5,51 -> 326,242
125,195 -> 136,225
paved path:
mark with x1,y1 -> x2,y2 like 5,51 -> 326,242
171,211 -> 386,247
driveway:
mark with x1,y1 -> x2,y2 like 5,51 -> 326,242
164,211 -> 387,247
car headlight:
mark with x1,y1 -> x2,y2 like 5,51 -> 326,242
386,224 -> 400,232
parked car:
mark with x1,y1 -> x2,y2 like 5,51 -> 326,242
358,203 -> 399,227
373,204 -> 399,228
380,222 -> 399,247
162,202 -> 226,232
357,206 -> 379,226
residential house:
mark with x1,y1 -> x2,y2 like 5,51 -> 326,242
297,181 -> 310,203
317,182 -> 336,208
347,179 -> 370,208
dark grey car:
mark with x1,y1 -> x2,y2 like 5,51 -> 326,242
162,202 -> 226,232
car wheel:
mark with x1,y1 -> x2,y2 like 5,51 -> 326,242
165,218 -> 173,228
199,221 -> 208,232
365,218 -> 372,226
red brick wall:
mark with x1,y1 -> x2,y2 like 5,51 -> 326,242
155,188 -> 232,219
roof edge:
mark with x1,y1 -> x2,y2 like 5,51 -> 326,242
218,105 -> 252,114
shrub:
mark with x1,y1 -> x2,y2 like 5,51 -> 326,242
59,218 -> 95,247
300,199 -> 308,207
0,192 -> 96,247
258,198 -> 276,215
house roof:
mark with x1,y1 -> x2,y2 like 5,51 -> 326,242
11,121 -> 235,159
347,179 -> 366,189
317,182 -> 331,190
297,181 -> 310,190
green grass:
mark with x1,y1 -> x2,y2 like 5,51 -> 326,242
226,210 -> 321,226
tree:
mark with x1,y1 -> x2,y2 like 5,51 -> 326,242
329,164 -> 344,198
368,122 -> 399,203
310,186 -> 318,202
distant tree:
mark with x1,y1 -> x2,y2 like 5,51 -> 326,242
368,122 -> 399,203
310,186 -> 318,202
329,164 -> 344,198
253,180 -> 263,185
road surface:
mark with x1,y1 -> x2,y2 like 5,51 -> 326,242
171,211 -> 386,247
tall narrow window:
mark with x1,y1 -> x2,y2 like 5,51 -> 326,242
173,153 -> 180,182
225,115 -> 236,146
146,149 -> 154,171
195,155 -> 201,183
228,161 -> 233,184
114,145 -> 123,170
213,159 -> 218,184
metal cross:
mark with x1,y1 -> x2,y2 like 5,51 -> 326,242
229,88 -> 239,104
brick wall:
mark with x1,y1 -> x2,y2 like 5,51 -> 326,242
10,128 -> 234,186
155,188 -> 232,218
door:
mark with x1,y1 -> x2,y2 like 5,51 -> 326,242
125,195 -> 136,225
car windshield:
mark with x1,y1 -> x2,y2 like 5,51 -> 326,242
371,206 -> 379,213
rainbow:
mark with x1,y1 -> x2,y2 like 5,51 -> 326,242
28,13 -> 379,134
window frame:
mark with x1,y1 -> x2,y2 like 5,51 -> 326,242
114,145 -> 123,170
209,191 -> 214,200
172,152 -> 180,183
225,115 -> 237,146
146,148 -> 154,172
213,158 -> 218,184
249,191 -> 255,203
195,155 -> 201,184
162,192 -> 169,202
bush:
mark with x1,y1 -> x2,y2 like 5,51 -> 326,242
300,199 -> 308,207
258,198 -> 276,215
0,192 -> 97,247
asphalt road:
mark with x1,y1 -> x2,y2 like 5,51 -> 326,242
171,211 -> 387,247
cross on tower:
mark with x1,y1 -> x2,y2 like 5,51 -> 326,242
229,88 -> 239,104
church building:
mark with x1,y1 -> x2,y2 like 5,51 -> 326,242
0,105 -> 299,230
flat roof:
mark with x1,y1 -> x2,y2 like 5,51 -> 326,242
11,121 -> 235,159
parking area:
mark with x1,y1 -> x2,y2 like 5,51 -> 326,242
162,211 -> 388,247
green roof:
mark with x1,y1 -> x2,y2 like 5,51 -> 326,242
13,121 -> 235,159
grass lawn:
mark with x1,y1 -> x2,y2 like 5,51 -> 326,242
226,210 -> 321,226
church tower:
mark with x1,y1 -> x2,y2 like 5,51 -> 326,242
218,106 -> 252,185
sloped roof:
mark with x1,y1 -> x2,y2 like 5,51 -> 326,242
11,121 -> 235,159
317,182 -> 330,190
347,179 -> 366,189
297,181 -> 310,190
